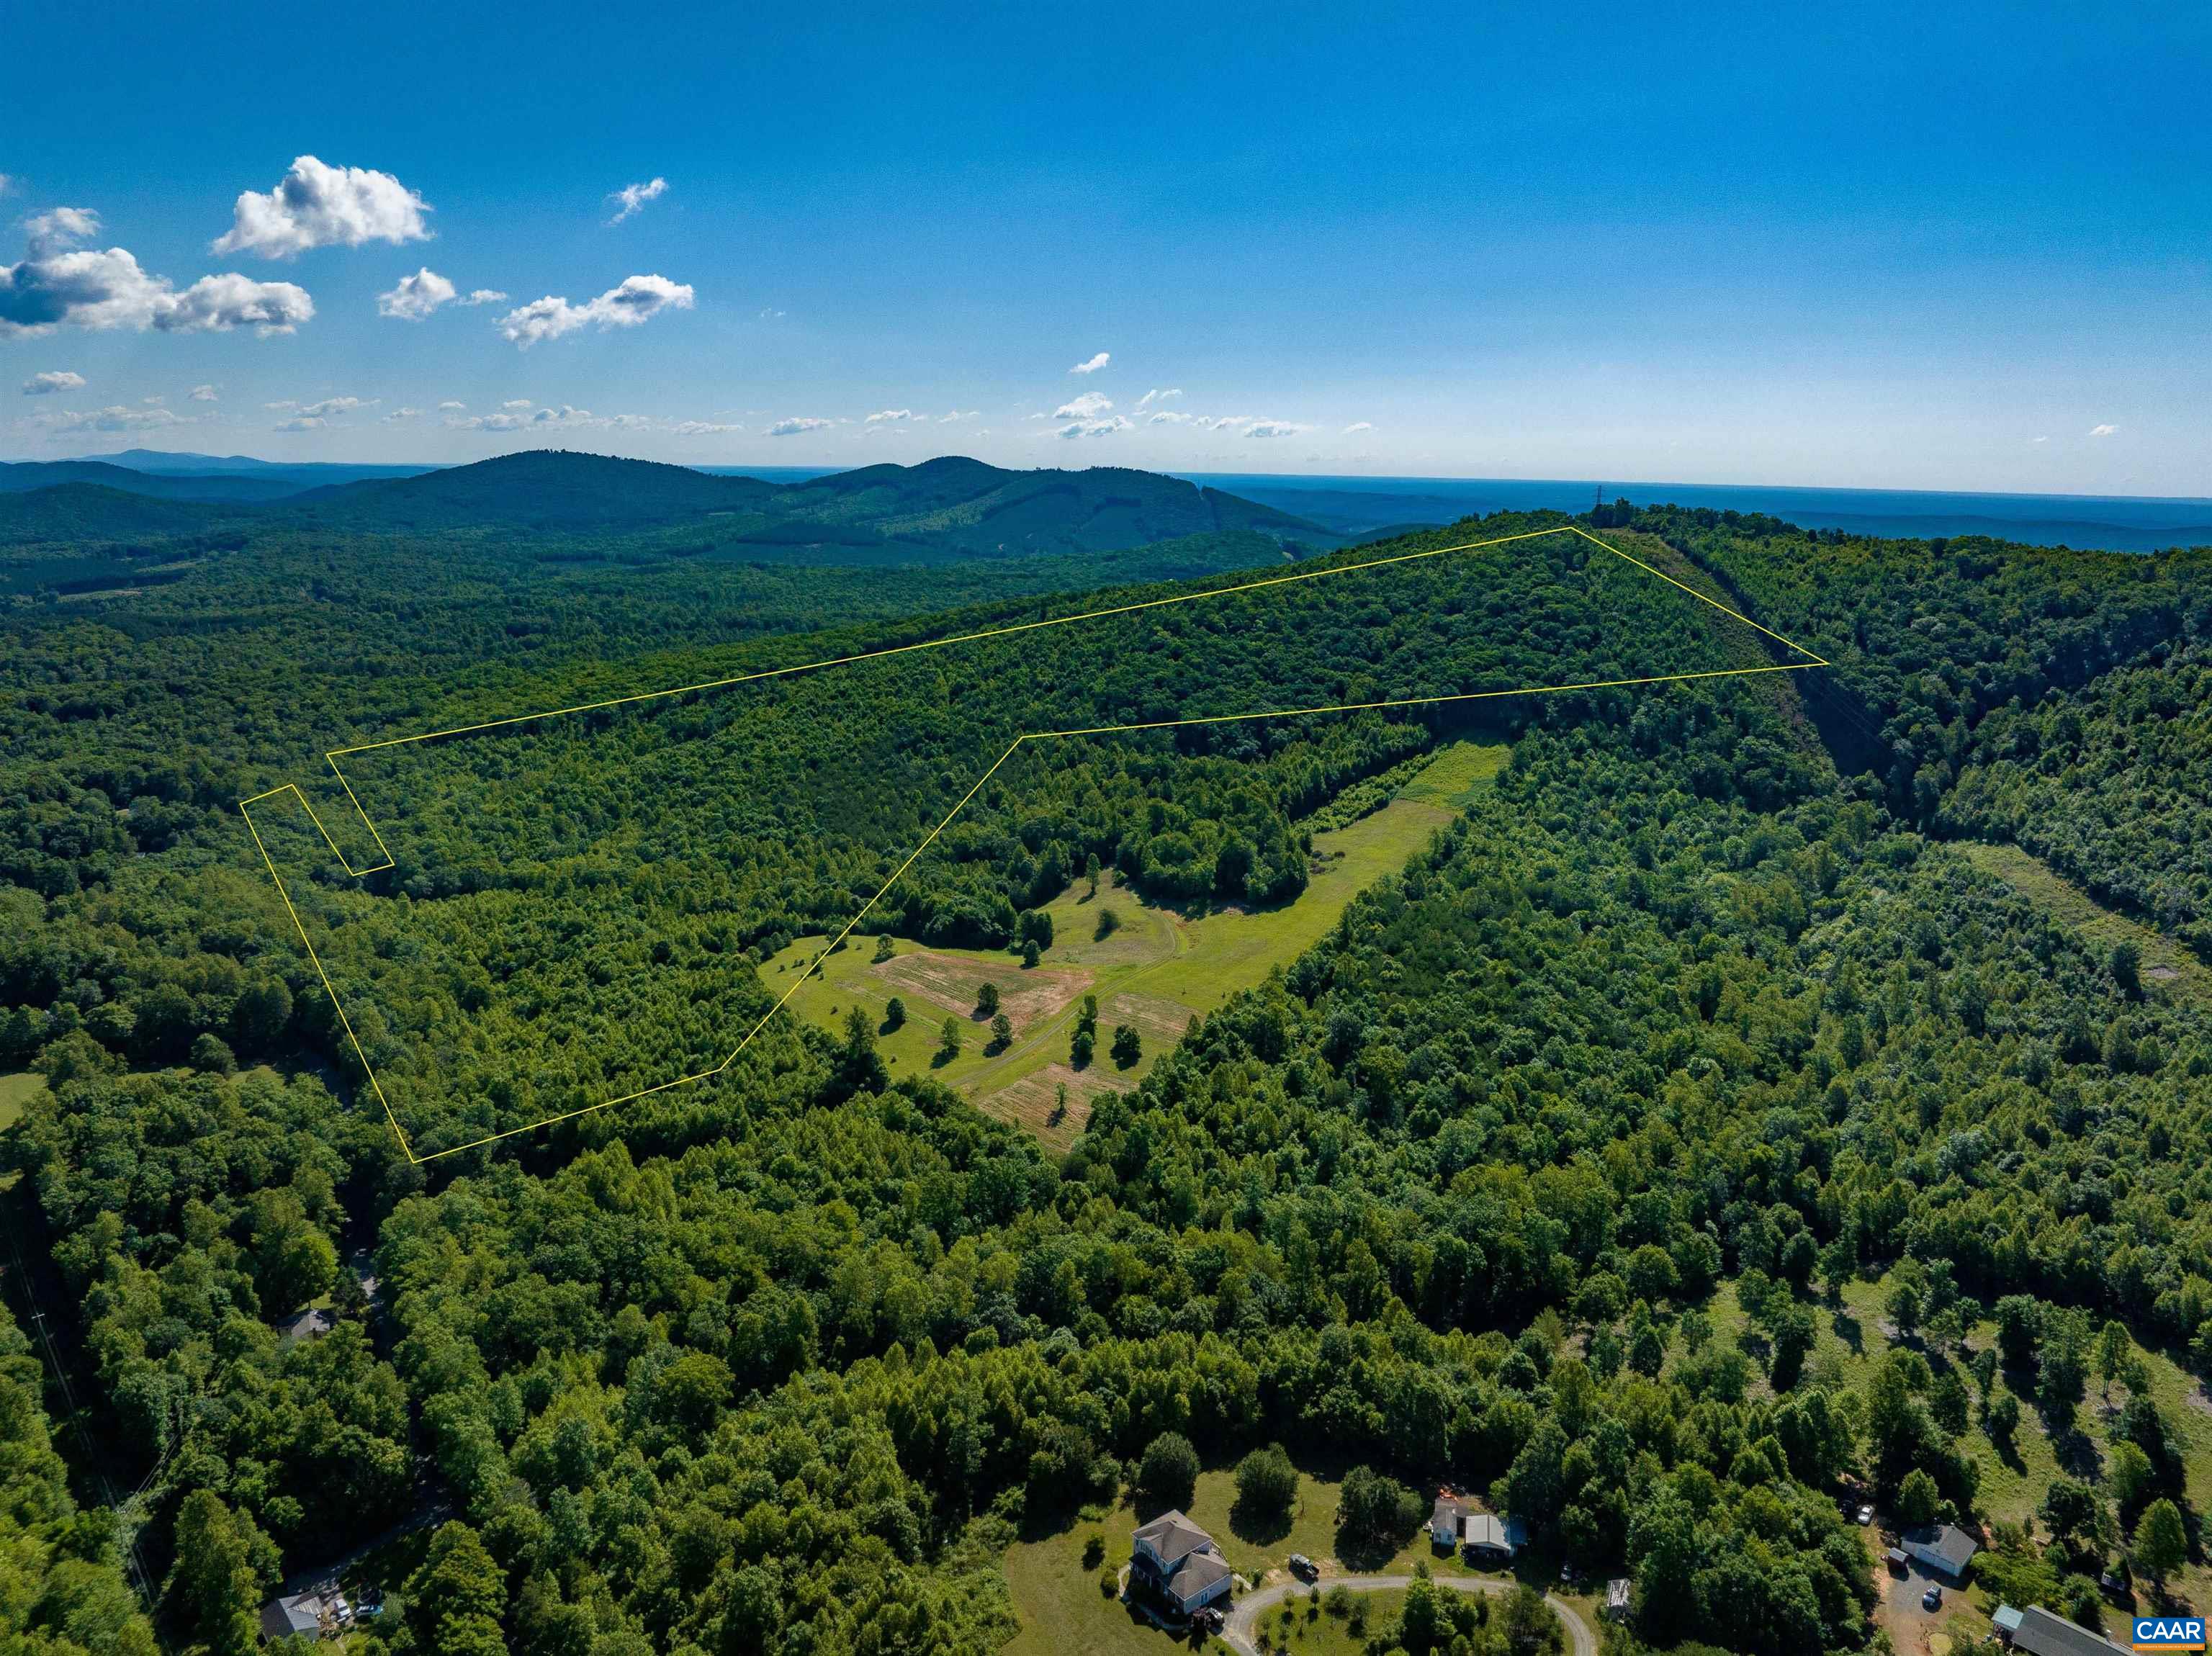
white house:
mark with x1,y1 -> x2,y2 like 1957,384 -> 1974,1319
1130,1510 -> 1234,1616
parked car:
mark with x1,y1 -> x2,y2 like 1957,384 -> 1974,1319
1856,1505 -> 1875,1526
1287,1554 -> 1318,1583
1922,1585 -> 1943,1612
1193,1608 -> 1224,1634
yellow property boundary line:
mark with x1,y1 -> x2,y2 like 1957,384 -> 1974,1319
240,522 -> 1827,1163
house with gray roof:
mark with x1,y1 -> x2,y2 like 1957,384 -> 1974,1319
1130,1509 -> 1234,1616
1998,1605 -> 2131,1656
1900,1523 -> 1979,1580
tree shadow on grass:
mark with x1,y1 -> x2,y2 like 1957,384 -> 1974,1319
1228,1495 -> 1294,1551
1831,1311 -> 1864,1355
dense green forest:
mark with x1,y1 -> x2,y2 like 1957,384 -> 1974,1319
1,461 -> 2208,1656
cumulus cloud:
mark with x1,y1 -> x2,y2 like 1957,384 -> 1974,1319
0,212 -> 313,338
213,156 -> 431,258
670,419 -> 742,436
766,416 -> 834,436
1244,420 -> 1305,438
383,406 -> 423,422
2088,422 -> 2118,437
1136,387 -> 1182,408
275,416 -> 325,431
501,398 -> 533,410
29,403 -> 186,433
437,399 -> 467,410
377,266 -> 456,320
1058,415 -> 1130,438
24,207 -> 102,256
498,274 -> 693,348
300,395 -> 374,417
940,410 -> 979,422
1068,351 -> 1110,374
461,287 -> 506,305
606,177 -> 668,225
1053,391 -> 1112,420
1148,410 -> 1194,425
444,402 -> 597,431
22,369 -> 85,395
189,383 -> 218,401
1342,420 -> 1373,433
865,408 -> 914,423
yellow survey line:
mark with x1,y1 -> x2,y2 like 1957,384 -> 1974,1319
240,520 -> 1825,1161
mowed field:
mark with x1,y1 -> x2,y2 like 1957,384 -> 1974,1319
758,741 -> 1507,1148
1954,842 -> 2212,1004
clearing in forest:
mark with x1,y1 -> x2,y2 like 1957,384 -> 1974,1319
238,523 -> 1825,1161
758,737 -> 1503,1147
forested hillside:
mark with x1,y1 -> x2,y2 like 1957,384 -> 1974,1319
1,490 -> 2208,1656
1636,507 -> 2212,958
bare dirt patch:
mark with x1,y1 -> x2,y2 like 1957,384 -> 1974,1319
876,950 -> 1092,1025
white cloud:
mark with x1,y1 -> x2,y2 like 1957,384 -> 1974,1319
438,399 -> 467,410
757,307 -> 786,320
0,212 -> 313,338
1136,387 -> 1182,408
377,266 -> 456,320
383,406 -> 423,423
300,395 -> 374,417
24,207 -> 102,257
670,419 -> 742,436
213,156 -> 431,258
939,410 -> 979,422
1245,420 -> 1305,438
189,383 -> 218,402
29,403 -> 186,433
501,398 -> 533,410
22,369 -> 85,395
141,395 -> 163,405
605,177 -> 668,225
2088,422 -> 2118,437
1058,415 -> 1130,438
460,287 -> 505,305
767,416 -> 833,436
444,402 -> 597,432
1068,351 -> 1110,374
498,274 -> 693,348
275,416 -> 325,431
1148,410 -> 1194,425
1054,391 -> 1112,419
1342,420 -> 1373,433
866,408 -> 914,423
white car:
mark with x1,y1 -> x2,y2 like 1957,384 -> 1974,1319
1856,1505 -> 1875,1526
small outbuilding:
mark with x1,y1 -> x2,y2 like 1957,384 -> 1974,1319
1431,1495 -> 1467,1551
1605,1579 -> 1633,1621
1462,1513 -> 1521,1562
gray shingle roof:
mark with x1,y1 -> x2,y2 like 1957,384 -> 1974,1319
2009,1605 -> 2131,1656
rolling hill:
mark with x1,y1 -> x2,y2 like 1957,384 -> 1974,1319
0,449 -> 1344,557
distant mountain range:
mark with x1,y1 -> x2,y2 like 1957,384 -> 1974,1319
0,449 -> 1344,557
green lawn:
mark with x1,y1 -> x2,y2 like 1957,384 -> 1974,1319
760,741 -> 1506,1148
0,1071 -> 45,1130
1254,1587 -> 1408,1655
1184,1467 -> 1343,1580
1000,1498 -> 1229,1656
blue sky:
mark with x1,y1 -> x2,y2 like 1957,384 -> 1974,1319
4,1 -> 2207,492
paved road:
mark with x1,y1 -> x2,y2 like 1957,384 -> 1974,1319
1221,1572 -> 1598,1656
